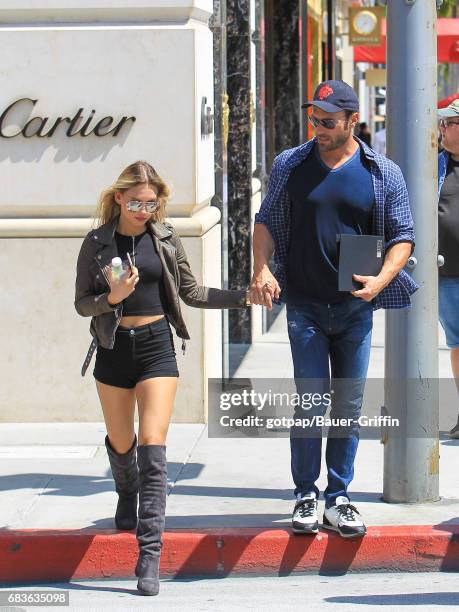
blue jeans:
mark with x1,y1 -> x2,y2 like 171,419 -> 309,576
287,297 -> 373,508
439,276 -> 459,348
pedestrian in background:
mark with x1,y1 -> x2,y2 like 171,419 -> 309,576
357,122 -> 372,148
373,126 -> 386,155
251,80 -> 417,539
75,161 -> 250,595
438,100 -> 459,438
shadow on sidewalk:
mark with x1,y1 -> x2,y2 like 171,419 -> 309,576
169,486 -> 382,503
170,484 -> 294,500
325,590 -> 459,606
0,473 -> 114,496
0,461 -> 204,496
0,468 -> 383,504
166,513 -> 291,529
433,518 -> 459,572
170,528 -> 363,580
278,532 -> 363,577
0,579 -> 141,596
439,438 -> 459,446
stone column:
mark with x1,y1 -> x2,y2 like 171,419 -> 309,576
271,0 -> 300,156
264,0 -> 300,330
210,0 -> 230,377
226,0 -> 252,352
250,0 -> 267,341
0,0 -> 220,422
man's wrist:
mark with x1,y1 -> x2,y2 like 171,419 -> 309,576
245,289 -> 252,307
253,261 -> 270,276
376,268 -> 397,291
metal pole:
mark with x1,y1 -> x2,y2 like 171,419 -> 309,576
383,0 -> 439,502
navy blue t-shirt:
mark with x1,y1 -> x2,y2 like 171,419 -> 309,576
286,144 -> 375,304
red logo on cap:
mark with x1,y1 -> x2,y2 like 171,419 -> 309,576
318,85 -> 334,100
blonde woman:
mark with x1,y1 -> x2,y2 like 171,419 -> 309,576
75,161 -> 249,596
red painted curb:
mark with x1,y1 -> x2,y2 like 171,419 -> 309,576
0,526 -> 457,583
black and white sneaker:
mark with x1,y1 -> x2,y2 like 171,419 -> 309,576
322,496 -> 366,539
292,493 -> 319,534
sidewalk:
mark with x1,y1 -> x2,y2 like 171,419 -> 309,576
0,310 -> 458,582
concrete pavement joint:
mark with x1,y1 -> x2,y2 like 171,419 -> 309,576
10,476 -> 54,530
168,424 -> 207,493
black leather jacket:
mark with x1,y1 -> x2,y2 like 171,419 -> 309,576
75,216 -> 247,374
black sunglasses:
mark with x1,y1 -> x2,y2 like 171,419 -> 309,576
308,115 -> 344,130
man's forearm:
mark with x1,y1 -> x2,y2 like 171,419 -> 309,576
377,241 -> 413,289
253,223 -> 275,273
251,223 -> 280,307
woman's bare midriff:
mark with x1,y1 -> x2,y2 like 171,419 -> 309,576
119,314 -> 164,328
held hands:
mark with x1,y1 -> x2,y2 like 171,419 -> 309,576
249,266 -> 281,310
105,264 -> 140,305
351,274 -> 384,302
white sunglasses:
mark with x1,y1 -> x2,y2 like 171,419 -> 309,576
126,200 -> 159,213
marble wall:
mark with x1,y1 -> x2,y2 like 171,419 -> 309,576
253,0 -> 267,197
271,0 -> 300,157
264,0 -> 301,330
226,0 -> 252,345
210,0 -> 230,377
210,0 -> 228,218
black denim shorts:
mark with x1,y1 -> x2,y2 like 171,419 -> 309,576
93,317 -> 179,388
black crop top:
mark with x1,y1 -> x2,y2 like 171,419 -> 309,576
114,231 -> 166,316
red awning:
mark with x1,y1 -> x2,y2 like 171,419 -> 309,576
354,18 -> 459,64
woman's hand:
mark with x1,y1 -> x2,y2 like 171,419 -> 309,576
104,265 -> 140,305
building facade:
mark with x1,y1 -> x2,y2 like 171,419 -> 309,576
0,0 -> 350,423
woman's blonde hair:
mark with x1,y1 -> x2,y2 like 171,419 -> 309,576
94,161 -> 170,226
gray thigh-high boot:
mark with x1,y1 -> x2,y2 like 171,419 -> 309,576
105,435 -> 139,531
135,444 -> 167,596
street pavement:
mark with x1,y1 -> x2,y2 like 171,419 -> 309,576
2,573 -> 458,611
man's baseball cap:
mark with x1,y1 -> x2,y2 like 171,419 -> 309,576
438,99 -> 459,118
301,80 -> 359,113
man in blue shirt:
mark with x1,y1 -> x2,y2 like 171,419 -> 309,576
251,80 -> 417,539
438,99 -> 459,439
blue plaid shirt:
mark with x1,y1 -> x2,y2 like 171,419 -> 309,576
254,137 -> 419,309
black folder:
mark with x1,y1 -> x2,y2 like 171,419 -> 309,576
337,234 -> 384,292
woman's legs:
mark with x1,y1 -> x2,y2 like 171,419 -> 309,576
136,377 -> 177,445
96,381 -> 136,452
134,376 -> 177,596
96,381 -> 139,530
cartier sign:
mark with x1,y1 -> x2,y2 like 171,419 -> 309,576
0,98 -> 136,138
